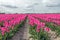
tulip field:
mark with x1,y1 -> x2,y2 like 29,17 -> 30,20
0,14 -> 60,40
0,14 -> 27,40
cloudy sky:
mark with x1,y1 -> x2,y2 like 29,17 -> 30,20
0,0 -> 60,13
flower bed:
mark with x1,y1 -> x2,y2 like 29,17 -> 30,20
28,14 -> 60,40
0,14 -> 60,40
0,14 -> 27,40
28,15 -> 50,40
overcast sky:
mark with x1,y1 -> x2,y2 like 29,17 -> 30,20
0,0 -> 60,13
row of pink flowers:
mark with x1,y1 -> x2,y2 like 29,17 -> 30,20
0,14 -> 27,36
31,14 -> 60,25
28,15 -> 51,32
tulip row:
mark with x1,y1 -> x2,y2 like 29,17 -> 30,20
28,15 -> 50,32
30,14 -> 60,31
28,15 -> 50,40
0,14 -> 27,40
28,14 -> 60,40
31,14 -> 60,25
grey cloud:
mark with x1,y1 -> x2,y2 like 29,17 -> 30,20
1,4 -> 18,8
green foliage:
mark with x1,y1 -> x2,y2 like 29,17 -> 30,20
29,25 -> 50,40
0,33 -> 2,40
46,22 -> 60,36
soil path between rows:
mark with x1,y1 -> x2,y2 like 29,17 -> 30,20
10,19 -> 30,40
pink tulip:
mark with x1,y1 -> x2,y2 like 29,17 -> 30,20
29,20 -> 34,26
44,27 -> 51,32
1,27 -> 6,35
1,31 -> 5,36
40,22 -> 45,28
37,25 -> 41,30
